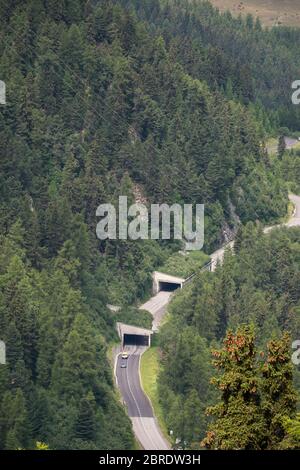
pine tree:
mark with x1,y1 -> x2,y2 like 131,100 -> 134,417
74,393 -> 96,441
280,414 -> 300,449
5,321 -> 23,367
278,135 -> 286,160
44,194 -> 73,256
201,325 -> 267,450
183,390 -> 206,448
261,333 -> 297,449
1,389 -> 29,449
51,313 -> 101,400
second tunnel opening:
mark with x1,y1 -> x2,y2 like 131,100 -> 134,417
123,334 -> 149,346
158,281 -> 181,292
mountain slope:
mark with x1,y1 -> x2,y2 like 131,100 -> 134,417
0,0 -> 293,450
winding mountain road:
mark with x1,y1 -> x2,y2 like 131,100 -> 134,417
114,293 -> 173,449
287,194 -> 300,227
115,193 -> 300,450
267,136 -> 300,155
211,194 -> 300,269
116,346 -> 169,450
141,291 -> 173,332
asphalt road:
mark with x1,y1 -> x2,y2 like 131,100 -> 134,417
116,346 -> 169,450
210,194 -> 300,270
287,193 -> 300,227
285,137 -> 300,149
267,136 -> 299,155
114,293 -> 173,449
210,239 -> 235,271
115,193 -> 300,449
116,346 -> 153,417
140,291 -> 173,331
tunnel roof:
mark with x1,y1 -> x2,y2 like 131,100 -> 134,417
116,322 -> 153,339
152,271 -> 185,284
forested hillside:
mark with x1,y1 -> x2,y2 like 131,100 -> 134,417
0,0 -> 296,450
280,148 -> 300,194
210,0 -> 300,28
158,224 -> 300,448
121,0 -> 300,130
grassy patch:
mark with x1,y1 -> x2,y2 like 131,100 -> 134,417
287,200 -> 295,220
107,341 -> 119,368
158,251 -> 210,278
266,137 -> 278,156
133,439 -> 143,450
277,200 -> 294,225
140,347 -> 170,442
210,0 -> 300,27
266,136 -> 300,157
290,141 -> 300,151
113,306 -> 153,329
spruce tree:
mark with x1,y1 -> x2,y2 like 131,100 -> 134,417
277,135 -> 286,160
201,325 -> 267,450
261,333 -> 297,449
74,393 -> 96,441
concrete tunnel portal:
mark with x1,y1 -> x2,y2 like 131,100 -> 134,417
158,281 -> 181,292
116,274 -> 186,348
152,271 -> 185,294
123,334 -> 149,346
117,322 -> 153,348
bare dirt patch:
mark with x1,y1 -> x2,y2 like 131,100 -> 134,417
210,0 -> 300,27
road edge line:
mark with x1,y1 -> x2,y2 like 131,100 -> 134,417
138,347 -> 172,449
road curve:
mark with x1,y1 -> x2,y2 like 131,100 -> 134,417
140,291 -> 173,331
210,194 -> 300,270
287,193 -> 300,227
116,346 -> 169,450
267,136 -> 299,155
115,193 -> 300,449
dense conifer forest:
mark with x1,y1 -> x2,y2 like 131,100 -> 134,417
0,0 -> 299,450
159,225 -> 300,448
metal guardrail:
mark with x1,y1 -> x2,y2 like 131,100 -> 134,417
182,236 -> 236,287
183,261 -> 212,286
